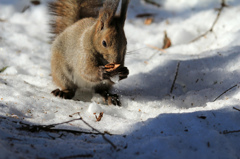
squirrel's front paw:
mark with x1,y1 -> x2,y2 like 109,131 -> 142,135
99,66 -> 118,80
118,67 -> 129,80
99,65 -> 129,81
99,66 -> 109,80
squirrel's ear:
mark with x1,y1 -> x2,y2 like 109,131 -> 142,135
98,0 -> 120,28
98,11 -> 108,30
97,10 -> 109,32
120,0 -> 130,25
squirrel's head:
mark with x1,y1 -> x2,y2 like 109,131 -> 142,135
93,0 -> 129,65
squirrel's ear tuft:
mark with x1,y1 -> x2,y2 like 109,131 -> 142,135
120,0 -> 130,25
98,0 -> 120,27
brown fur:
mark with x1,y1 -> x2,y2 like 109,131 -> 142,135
50,0 -> 130,105
49,0 -> 105,40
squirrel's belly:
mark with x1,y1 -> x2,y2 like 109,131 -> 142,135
73,73 -> 111,90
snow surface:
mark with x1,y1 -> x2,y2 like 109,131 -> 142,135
1,0 -> 240,158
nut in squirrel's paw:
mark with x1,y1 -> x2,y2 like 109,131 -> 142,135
104,63 -> 121,72
105,63 -> 121,83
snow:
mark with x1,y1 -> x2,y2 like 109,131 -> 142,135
110,74 -> 120,83
0,0 -> 240,158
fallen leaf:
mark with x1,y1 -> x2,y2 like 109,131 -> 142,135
162,31 -> 171,49
144,17 -> 154,25
95,112 -> 104,122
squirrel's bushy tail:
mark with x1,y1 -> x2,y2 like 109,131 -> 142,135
49,0 -> 80,37
49,0 -> 104,38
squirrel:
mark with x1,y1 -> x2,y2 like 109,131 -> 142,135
48,0 -> 130,106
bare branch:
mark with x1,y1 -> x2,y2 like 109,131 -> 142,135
4,116 -> 118,150
190,0 -> 228,43
80,117 -> 117,150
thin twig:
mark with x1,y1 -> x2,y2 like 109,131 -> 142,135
80,118 -> 117,150
126,47 -> 148,55
22,5 -> 30,13
16,119 -> 100,135
136,13 -> 155,18
233,107 -> 240,112
190,0 -> 228,43
213,84 -> 238,102
5,116 -> 118,150
60,154 -> 93,159
222,129 -> 240,134
50,128 -> 102,135
143,0 -> 161,7
145,31 -> 170,62
170,62 -> 181,94
145,44 -> 166,63
146,44 -> 165,52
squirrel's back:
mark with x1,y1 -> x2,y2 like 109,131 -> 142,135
49,0 -> 104,39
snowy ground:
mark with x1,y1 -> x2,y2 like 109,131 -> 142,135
0,0 -> 240,158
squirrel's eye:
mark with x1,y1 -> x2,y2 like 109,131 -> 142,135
102,40 -> 107,47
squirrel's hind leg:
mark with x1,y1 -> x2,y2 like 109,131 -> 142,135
51,76 -> 77,99
95,86 -> 121,106
100,92 -> 121,106
106,94 -> 121,106
51,50 -> 77,99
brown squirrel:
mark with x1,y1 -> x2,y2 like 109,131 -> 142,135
49,0 -> 130,106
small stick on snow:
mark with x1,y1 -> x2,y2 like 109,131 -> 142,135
233,107 -> 240,112
222,129 -> 240,134
145,45 -> 166,63
190,0 -> 228,43
143,0 -> 161,7
61,154 -> 93,158
213,84 -> 238,102
80,117 -> 117,150
170,62 -> 181,94
146,44 -> 166,52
